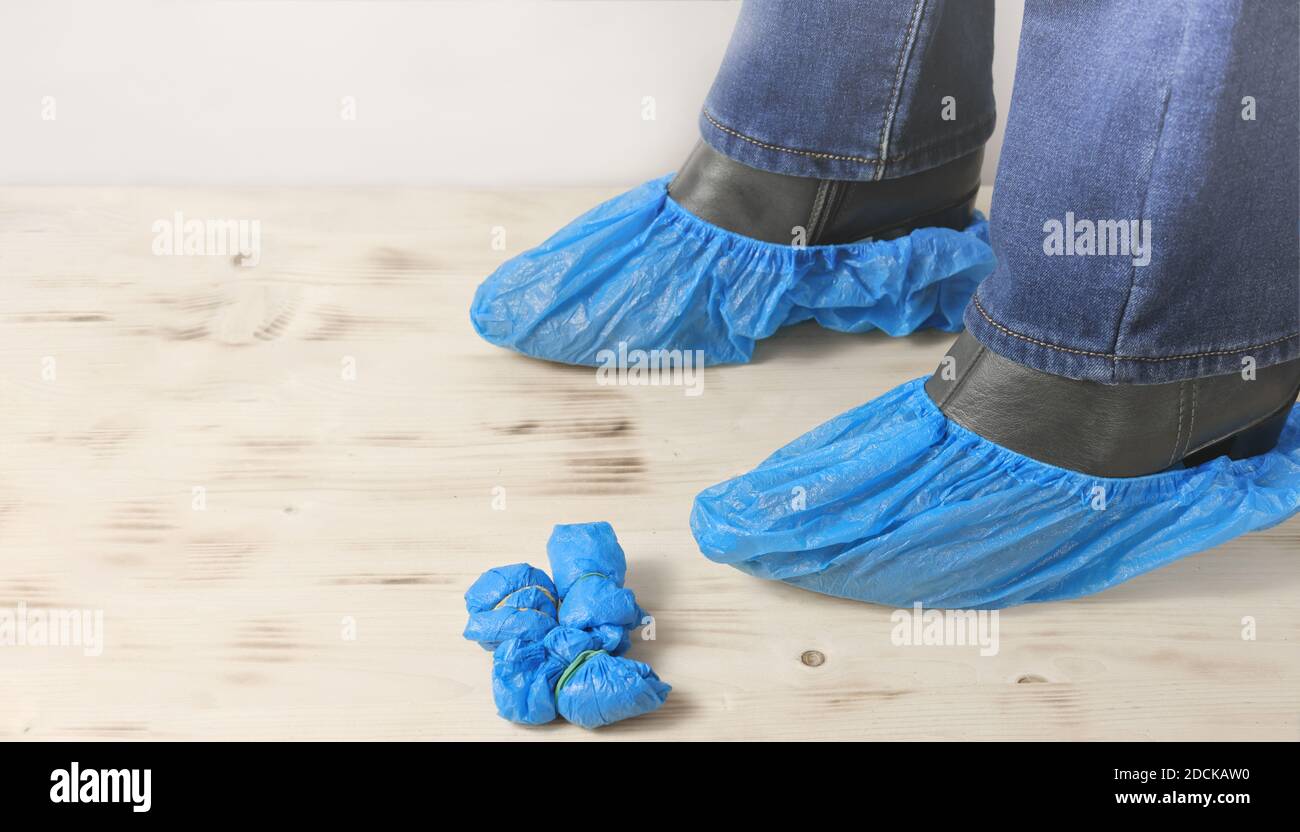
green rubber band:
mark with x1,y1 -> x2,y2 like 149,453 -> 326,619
557,572 -> 610,612
554,649 -> 606,698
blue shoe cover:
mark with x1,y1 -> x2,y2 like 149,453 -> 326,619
463,563 -> 558,650
691,378 -> 1300,609
555,649 -> 671,730
547,522 -> 642,632
491,638 -> 565,725
464,524 -> 670,728
547,522 -> 627,593
470,175 -> 995,366
584,623 -> 635,657
490,627 -> 671,728
544,625 -> 605,660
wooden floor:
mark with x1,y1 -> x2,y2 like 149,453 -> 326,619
1,185 -> 1296,741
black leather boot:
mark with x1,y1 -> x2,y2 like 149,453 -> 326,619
667,140 -> 983,245
925,331 -> 1300,477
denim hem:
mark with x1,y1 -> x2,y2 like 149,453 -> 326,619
965,294 -> 1300,385
698,109 -> 994,182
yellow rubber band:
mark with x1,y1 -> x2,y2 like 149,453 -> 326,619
493,584 -> 557,610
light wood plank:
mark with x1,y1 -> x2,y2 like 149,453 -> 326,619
0,185 -> 1295,740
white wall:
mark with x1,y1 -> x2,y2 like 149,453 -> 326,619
0,0 -> 1023,186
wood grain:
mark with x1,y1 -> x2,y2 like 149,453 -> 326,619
0,185 -> 1295,741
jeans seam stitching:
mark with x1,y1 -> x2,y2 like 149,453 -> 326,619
893,113 -> 996,157
702,110 -> 880,164
971,293 -> 1300,363
701,109 -> 994,167
1109,10 -> 1188,379
876,0 -> 928,180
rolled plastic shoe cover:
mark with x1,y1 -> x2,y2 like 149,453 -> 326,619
554,649 -> 672,730
470,175 -> 995,366
464,523 -> 671,728
491,627 -> 670,728
491,637 -> 566,725
463,563 -> 558,650
547,522 -> 642,633
691,378 -> 1300,609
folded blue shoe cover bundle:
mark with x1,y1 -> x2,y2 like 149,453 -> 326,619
470,174 -> 995,366
463,522 -> 670,728
691,379 -> 1300,610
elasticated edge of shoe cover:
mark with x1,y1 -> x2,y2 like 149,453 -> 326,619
470,175 -> 995,366
690,379 -> 1300,609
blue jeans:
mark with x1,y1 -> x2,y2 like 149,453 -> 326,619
702,0 -> 1299,384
